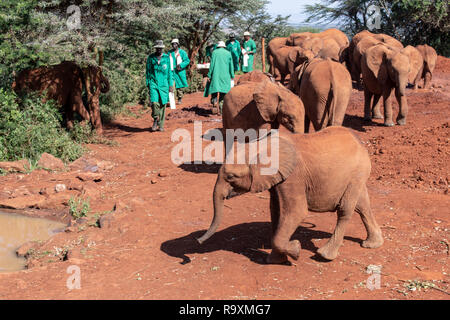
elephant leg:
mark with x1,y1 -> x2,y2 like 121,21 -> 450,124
317,183 -> 360,261
423,72 -> 432,89
382,89 -> 395,127
267,190 -> 307,264
71,92 -> 91,124
280,74 -> 286,85
304,114 -> 311,133
355,185 -> 383,249
66,106 -> 75,130
371,94 -> 383,119
395,88 -> 408,126
363,88 -> 373,121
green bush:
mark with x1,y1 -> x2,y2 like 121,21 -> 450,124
0,89 -> 84,163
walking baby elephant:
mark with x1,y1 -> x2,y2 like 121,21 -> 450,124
197,127 -> 383,263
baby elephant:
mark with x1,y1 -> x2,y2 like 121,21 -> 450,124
197,127 -> 383,263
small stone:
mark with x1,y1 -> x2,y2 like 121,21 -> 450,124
151,179 -> 157,184
0,159 -> 28,173
158,170 -> 168,177
76,172 -> 103,182
37,153 -> 65,171
55,184 -> 66,193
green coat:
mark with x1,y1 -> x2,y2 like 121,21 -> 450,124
146,53 -> 173,104
168,48 -> 190,88
203,47 -> 234,97
241,39 -> 256,73
226,39 -> 241,72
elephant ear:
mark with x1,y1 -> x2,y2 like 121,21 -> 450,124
288,48 -> 299,64
250,134 -> 297,193
253,81 -> 280,122
366,44 -> 389,83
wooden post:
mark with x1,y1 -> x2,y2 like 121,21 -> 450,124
261,37 -> 266,73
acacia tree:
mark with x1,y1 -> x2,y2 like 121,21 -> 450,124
303,0 -> 449,55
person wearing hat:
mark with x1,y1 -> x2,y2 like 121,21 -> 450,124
205,40 -> 217,62
145,40 -> 173,132
225,33 -> 241,74
241,31 -> 256,73
168,39 -> 190,104
203,41 -> 234,115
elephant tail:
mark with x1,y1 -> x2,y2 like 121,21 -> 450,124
327,59 -> 337,126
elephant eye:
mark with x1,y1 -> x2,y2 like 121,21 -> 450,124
226,173 -> 235,180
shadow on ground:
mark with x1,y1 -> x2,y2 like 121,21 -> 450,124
160,222 -> 363,265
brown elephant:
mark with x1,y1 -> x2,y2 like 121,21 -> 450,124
401,46 -> 424,89
361,43 -> 410,126
289,58 -> 352,133
287,28 -> 349,51
269,45 -> 314,84
222,80 -> 305,135
236,70 -> 275,85
197,127 -> 383,262
12,61 -> 109,133
346,30 -> 403,82
267,37 -> 288,79
415,44 -> 437,89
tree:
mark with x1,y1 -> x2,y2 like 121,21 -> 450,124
303,0 -> 449,56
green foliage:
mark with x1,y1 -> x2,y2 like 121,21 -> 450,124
68,196 -> 90,219
0,89 -> 84,162
304,0 -> 449,56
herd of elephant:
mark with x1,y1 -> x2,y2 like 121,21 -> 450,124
197,29 -> 438,264
266,28 -> 437,127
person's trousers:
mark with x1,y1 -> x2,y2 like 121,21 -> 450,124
151,101 -> 166,129
211,92 -> 225,113
175,87 -> 187,102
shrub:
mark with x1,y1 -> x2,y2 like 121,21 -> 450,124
0,89 -> 84,163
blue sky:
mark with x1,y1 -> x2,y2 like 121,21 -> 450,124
266,0 -> 323,25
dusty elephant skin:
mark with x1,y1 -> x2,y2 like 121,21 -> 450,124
236,70 -> 274,85
290,58 -> 352,132
12,61 -> 110,133
222,80 -> 305,135
401,46 -> 424,90
197,127 -> 383,263
415,44 -> 438,90
361,43 -> 410,126
268,45 -> 314,84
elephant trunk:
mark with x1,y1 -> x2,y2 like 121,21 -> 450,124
197,176 -> 233,244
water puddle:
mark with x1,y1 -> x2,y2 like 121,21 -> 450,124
0,210 -> 66,272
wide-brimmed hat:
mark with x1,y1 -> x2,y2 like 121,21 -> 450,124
217,41 -> 226,48
171,38 -> 179,44
243,31 -> 251,36
154,40 -> 165,48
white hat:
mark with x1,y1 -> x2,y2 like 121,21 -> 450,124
217,41 -> 226,48
154,40 -> 165,48
171,38 -> 179,44
243,31 -> 251,36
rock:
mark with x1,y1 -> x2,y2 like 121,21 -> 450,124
16,241 -> 40,257
76,172 -> 103,182
0,159 -> 28,173
151,179 -> 157,184
55,184 -> 66,193
0,195 -> 46,209
97,160 -> 114,171
37,153 -> 65,171
99,212 -> 116,228
158,170 -> 168,177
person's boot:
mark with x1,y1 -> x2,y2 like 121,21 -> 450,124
151,119 -> 158,132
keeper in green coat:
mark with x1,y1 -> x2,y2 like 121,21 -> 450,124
225,33 -> 241,74
168,38 -> 190,104
241,31 -> 257,73
145,40 -> 174,132
203,41 -> 235,115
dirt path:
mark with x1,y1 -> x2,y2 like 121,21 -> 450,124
0,58 -> 448,300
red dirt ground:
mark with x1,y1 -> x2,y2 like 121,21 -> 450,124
0,57 -> 448,300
